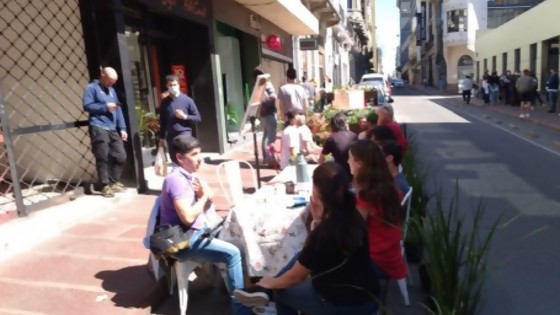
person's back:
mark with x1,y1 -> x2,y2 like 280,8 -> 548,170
279,83 -> 308,114
462,77 -> 473,90
516,74 -> 534,93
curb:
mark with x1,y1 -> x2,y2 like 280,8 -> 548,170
408,86 -> 560,132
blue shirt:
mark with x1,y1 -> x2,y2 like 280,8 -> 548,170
394,172 -> 410,197
159,94 -> 201,140
82,80 -> 126,131
159,167 -> 205,230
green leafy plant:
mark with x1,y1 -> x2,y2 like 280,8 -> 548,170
419,182 -> 501,315
226,103 -> 240,126
136,106 -> 158,147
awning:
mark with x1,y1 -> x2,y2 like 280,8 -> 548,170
236,0 -> 319,35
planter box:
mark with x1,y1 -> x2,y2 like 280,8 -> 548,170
332,89 -> 364,110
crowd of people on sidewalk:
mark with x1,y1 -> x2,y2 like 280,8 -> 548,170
462,68 -> 559,119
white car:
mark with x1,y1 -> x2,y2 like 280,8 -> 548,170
360,73 -> 392,96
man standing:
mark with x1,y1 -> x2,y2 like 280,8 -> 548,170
461,76 -> 473,104
83,67 -> 128,198
516,69 -> 535,118
300,77 -> 316,110
278,68 -> 308,117
159,75 -> 201,161
546,68 -> 559,113
254,68 -> 278,167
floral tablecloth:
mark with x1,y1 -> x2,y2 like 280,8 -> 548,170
221,165 -> 316,277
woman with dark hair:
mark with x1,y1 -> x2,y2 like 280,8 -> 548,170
318,112 -> 357,175
234,162 -> 379,315
348,140 -> 407,280
366,125 -> 397,144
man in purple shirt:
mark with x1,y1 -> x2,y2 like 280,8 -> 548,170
159,135 -> 264,314
158,75 -> 202,159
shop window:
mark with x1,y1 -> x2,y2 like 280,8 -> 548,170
530,43 -> 537,72
502,52 -> 508,74
447,9 -> 467,33
492,56 -> 497,72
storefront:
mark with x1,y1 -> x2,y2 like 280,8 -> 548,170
80,0 -> 219,191
259,21 -> 294,92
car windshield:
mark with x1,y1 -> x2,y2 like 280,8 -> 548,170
356,83 -> 388,104
362,77 -> 384,83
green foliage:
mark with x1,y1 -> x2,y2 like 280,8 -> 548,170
418,182 -> 501,315
401,128 -> 431,220
226,103 -> 240,126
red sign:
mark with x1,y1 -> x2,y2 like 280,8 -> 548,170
171,65 -> 188,94
266,34 -> 282,51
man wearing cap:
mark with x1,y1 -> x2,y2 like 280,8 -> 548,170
377,104 -> 407,153
83,67 -> 128,198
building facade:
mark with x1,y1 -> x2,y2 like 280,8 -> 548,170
348,0 -> 373,83
475,0 -> 557,90
487,0 -> 545,29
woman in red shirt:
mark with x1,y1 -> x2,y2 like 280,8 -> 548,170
348,139 -> 407,280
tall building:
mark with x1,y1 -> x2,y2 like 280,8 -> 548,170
487,0 -> 545,29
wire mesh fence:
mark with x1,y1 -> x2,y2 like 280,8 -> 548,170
0,0 -> 96,216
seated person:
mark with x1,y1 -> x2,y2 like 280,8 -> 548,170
379,140 -> 410,197
279,111 -> 301,169
319,112 -> 357,176
366,125 -> 396,144
159,134 -> 260,315
357,111 -> 378,140
234,162 -> 379,315
296,112 -> 322,163
377,104 -> 408,153
348,140 -> 407,281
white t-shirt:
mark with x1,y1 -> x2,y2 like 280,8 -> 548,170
298,125 -> 313,153
280,125 -> 300,169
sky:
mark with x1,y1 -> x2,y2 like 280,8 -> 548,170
375,0 -> 400,74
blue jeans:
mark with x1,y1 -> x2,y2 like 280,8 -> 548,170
174,229 -> 244,294
261,114 -> 277,161
274,253 -> 377,315
548,91 -> 558,112
275,280 -> 377,315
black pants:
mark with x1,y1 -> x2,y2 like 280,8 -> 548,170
89,125 -> 127,185
462,90 -> 471,104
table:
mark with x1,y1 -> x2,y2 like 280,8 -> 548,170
221,165 -> 317,277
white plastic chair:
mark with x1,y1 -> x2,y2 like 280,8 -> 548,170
144,197 -> 226,315
216,160 -> 259,208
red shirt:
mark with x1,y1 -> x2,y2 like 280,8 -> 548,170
356,197 -> 408,279
385,121 -> 408,153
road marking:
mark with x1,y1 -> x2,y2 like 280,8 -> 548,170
446,105 -> 560,158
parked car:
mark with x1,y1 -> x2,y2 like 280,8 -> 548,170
355,82 -> 393,106
391,78 -> 405,88
360,73 -> 392,96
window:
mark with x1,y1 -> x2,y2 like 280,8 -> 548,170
530,43 -> 537,72
502,52 -> 508,74
447,9 -> 467,33
492,56 -> 497,71
514,48 -> 521,72
476,61 -> 480,81
484,59 -> 488,74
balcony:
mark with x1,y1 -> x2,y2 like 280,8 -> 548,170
308,0 -> 343,27
443,31 -> 468,47
233,0 -> 319,35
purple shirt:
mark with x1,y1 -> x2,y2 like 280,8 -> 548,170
159,167 -> 205,230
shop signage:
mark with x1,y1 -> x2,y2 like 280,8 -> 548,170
300,37 -> 319,51
171,64 -> 188,94
265,34 -> 282,51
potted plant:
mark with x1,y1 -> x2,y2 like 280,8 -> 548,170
136,107 -> 159,148
419,183 -> 501,315
226,103 -> 240,132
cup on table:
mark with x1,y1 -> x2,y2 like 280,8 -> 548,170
284,181 -> 295,195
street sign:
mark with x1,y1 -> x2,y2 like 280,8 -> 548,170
300,37 -> 319,51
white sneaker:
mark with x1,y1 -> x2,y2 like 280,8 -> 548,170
526,113 -> 530,118
519,114 -> 525,118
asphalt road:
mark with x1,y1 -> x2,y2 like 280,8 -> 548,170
392,87 -> 560,315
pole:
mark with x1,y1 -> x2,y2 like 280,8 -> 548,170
249,116 -> 262,189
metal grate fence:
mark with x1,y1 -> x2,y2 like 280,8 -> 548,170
0,0 -> 96,216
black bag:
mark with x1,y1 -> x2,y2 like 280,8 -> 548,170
149,225 -> 190,258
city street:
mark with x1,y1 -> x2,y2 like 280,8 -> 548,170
392,87 -> 560,315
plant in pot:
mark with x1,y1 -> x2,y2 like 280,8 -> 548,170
226,103 -> 240,132
419,182 -> 501,315
136,107 -> 159,148
345,108 -> 374,134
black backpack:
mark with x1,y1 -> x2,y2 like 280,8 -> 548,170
149,225 -> 190,258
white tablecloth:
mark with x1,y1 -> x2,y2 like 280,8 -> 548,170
221,165 -> 316,277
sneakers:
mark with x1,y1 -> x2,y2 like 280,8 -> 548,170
233,286 -> 270,307
101,185 -> 115,198
110,182 -> 126,192
519,114 -> 530,118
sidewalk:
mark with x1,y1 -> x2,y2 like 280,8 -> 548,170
409,85 -> 560,131
0,138 -> 278,315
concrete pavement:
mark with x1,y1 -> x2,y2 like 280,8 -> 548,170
0,139 -> 278,315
